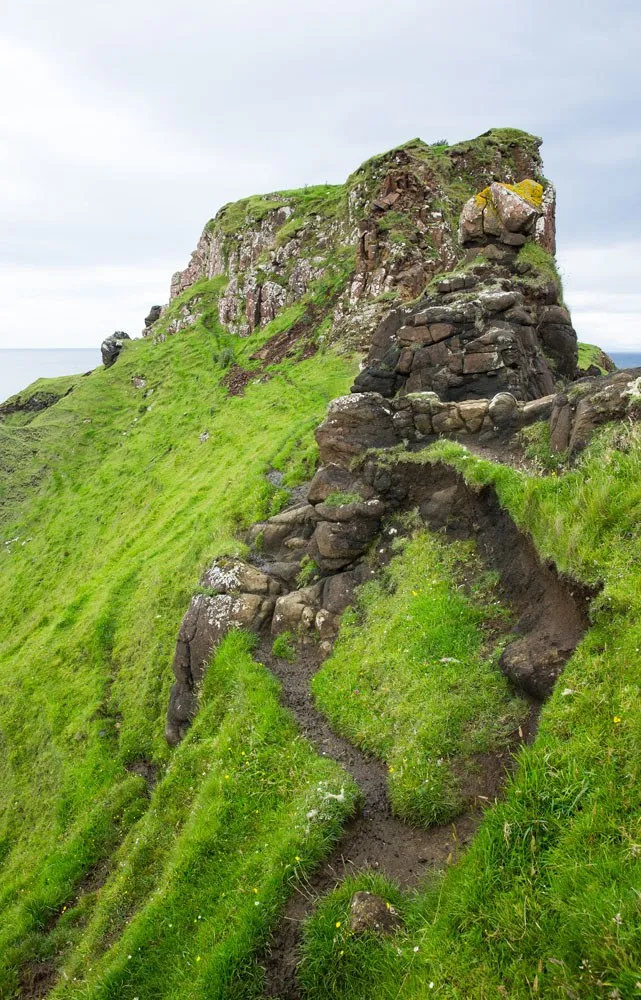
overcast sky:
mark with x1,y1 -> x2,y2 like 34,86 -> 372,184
1,0 -> 640,350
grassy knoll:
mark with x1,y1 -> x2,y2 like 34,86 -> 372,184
312,533 -> 526,825
299,429 -> 641,998
0,280 -> 357,996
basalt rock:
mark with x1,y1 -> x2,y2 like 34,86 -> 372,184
352,242 -> 574,403
101,331 -> 131,368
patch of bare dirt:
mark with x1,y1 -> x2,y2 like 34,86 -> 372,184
258,638 -> 521,999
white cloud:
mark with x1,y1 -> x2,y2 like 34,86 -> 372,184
0,263 -> 172,348
559,242 -> 641,350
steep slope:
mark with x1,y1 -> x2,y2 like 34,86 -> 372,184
2,128 -> 639,1000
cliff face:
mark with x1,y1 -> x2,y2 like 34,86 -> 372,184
157,129 -> 559,361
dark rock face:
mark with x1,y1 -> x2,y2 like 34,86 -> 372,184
165,559 -> 281,745
144,305 -> 162,331
349,892 -> 403,935
101,331 -> 131,368
352,248 -> 574,403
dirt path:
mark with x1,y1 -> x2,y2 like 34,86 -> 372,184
258,638 -> 515,999
257,464 -> 593,999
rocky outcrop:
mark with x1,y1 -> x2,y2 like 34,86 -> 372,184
157,129 -> 549,354
143,305 -> 162,335
549,369 -> 641,454
353,220 -> 575,403
101,331 -> 131,368
165,559 -> 281,745
165,369 -> 606,740
458,180 -> 551,250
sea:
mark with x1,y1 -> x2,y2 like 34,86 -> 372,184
0,349 -> 99,405
609,352 -> 641,371
1,348 -> 640,410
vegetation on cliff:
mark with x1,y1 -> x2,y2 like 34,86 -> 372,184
1,128 -> 639,1000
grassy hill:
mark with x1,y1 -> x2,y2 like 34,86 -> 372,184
2,130 -> 641,999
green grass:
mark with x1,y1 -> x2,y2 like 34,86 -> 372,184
312,532 -> 526,825
578,341 -> 615,375
271,631 -> 296,662
0,280 -> 358,996
300,431 -> 641,998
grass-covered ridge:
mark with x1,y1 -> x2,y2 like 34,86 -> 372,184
313,531 -> 526,825
300,429 -> 641,998
0,283 -> 358,996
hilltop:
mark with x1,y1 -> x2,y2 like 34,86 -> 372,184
0,129 -> 639,1000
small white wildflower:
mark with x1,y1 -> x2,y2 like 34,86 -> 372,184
413,946 -> 419,953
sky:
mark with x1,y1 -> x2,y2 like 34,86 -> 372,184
0,0 -> 640,350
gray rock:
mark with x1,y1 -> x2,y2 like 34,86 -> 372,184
101,331 -> 131,368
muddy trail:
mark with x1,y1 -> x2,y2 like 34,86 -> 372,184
258,638 -> 511,999
258,463 -> 593,999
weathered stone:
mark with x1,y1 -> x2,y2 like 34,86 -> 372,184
522,395 -> 555,423
429,322 -> 455,342
166,591 -> 276,744
144,304 -> 162,329
490,182 -> 539,233
538,305 -> 571,326
458,196 -> 485,242
500,231 -> 527,247
396,347 -> 414,374
483,201 -> 502,237
432,405 -> 465,434
315,499 -> 386,523
316,394 -> 397,466
420,485 -> 460,527
479,291 -> 518,314
308,465 -> 361,505
458,399 -> 489,432
101,331 -> 130,368
488,392 -> 519,427
549,399 -> 572,452
349,892 -> 403,936
500,635 -> 575,699
312,518 -> 378,562
201,558 -> 281,596
271,584 -> 323,634
463,352 -> 502,374
398,325 -> 432,346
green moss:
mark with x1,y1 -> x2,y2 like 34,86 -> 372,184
323,491 -> 362,507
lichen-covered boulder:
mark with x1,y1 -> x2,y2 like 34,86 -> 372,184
459,180 -> 543,246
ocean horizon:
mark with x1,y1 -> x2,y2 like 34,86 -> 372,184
0,348 -> 100,405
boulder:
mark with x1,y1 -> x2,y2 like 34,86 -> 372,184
316,394 -> 398,467
458,196 -> 485,242
201,558 -> 281,596
166,591 -> 276,744
101,331 -> 130,368
500,634 -> 576,700
312,518 -> 379,565
271,584 -> 323,634
488,392 -> 519,428
490,182 -> 539,234
144,305 -> 162,330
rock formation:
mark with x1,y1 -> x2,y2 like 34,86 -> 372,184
162,129 -> 635,743
101,330 -> 131,368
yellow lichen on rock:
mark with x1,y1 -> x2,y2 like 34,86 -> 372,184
505,179 -> 543,208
